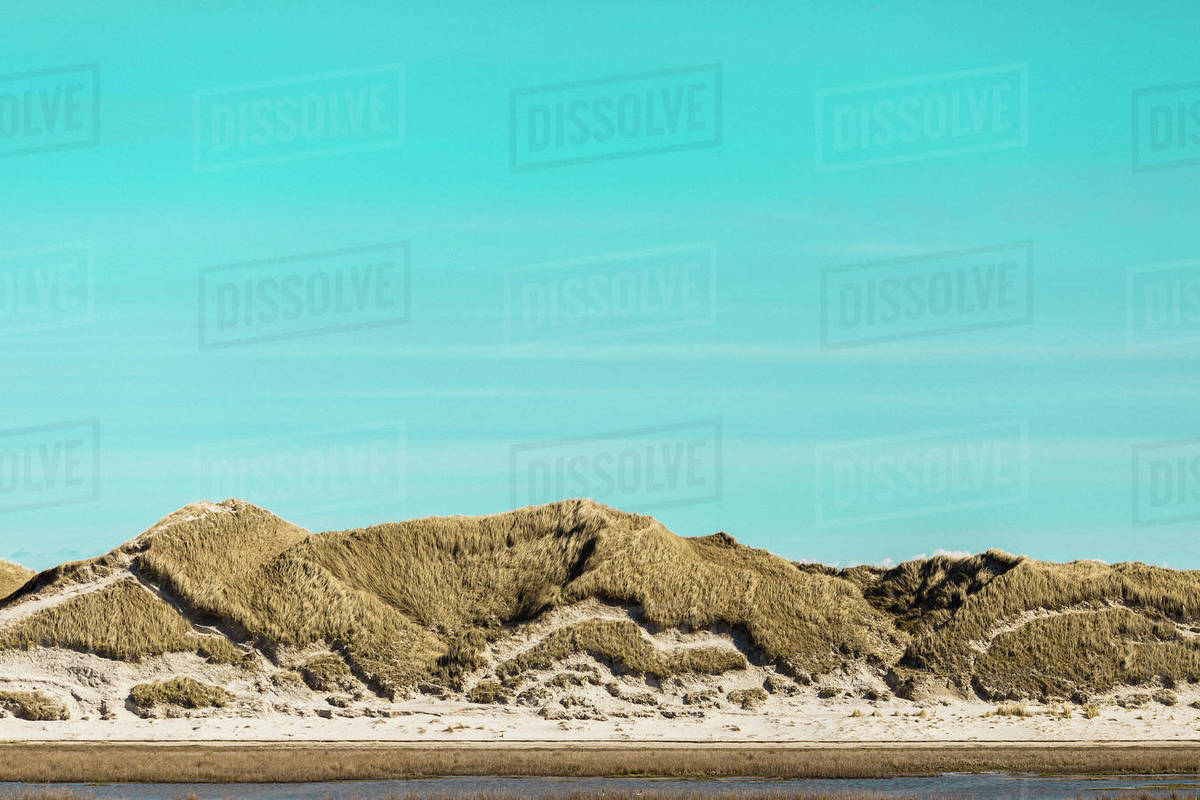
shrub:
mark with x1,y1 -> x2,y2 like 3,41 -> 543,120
990,704 -> 1032,717
299,654 -> 355,692
467,680 -> 511,704
272,670 -> 304,688
0,690 -> 68,721
728,687 -> 768,710
128,677 -> 232,710
763,674 -> 798,695
196,636 -> 252,667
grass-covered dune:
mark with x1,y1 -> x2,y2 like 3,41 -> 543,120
2,498 -> 1200,705
0,559 -> 33,602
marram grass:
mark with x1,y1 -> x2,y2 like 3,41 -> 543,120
5,498 -> 1200,702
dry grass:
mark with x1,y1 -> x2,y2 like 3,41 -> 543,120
298,653 -> 355,691
3,743 -> 1200,782
973,606 -> 1200,699
496,619 -> 746,682
6,498 -> 1200,703
0,559 -> 33,601
2,794 -> 1200,800
0,578 -> 251,667
0,690 -> 67,721
0,499 -> 900,696
127,677 -> 233,711
728,688 -> 768,709
826,551 -> 1200,701
467,680 -> 512,704
0,579 -> 195,660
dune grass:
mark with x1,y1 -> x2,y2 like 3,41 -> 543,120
833,551 -> 1200,700
6,498 -> 1200,703
728,687 -> 769,709
0,559 -> 33,602
974,606 -> 1200,699
128,677 -> 232,710
0,690 -> 67,721
0,577 -> 250,667
497,619 -> 747,683
299,653 -> 356,691
29,498 -> 898,696
0,579 -> 195,661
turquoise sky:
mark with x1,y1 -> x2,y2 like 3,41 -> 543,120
3,0 -> 1200,570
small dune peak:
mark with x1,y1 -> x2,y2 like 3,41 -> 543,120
0,558 -> 35,601
699,531 -> 738,548
129,498 -> 293,548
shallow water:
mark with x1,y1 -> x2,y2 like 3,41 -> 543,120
5,774 -> 1200,800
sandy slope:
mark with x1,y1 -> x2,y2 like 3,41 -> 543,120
3,692 -> 1200,742
3,640 -> 1199,742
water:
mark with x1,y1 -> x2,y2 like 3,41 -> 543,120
4,775 -> 1200,800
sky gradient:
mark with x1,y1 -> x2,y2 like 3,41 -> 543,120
3,0 -> 1200,570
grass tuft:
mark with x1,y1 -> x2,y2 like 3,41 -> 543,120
128,677 -> 232,711
0,690 -> 68,721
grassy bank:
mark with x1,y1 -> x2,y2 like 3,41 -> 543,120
2,789 -> 1200,800
2,743 -> 1200,783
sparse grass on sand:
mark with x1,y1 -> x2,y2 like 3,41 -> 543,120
3,743 -> 1200,783
127,677 -> 232,711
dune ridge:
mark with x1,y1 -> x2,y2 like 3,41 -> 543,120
1,499 -> 1199,740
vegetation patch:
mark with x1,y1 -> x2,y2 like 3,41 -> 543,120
728,687 -> 768,709
196,636 -> 252,667
271,670 -> 304,688
13,498 -> 1200,705
973,607 -> 1200,700
496,619 -> 746,681
298,654 -> 356,692
0,579 -> 196,661
467,680 -> 511,704
0,559 -> 34,601
0,690 -> 68,721
128,677 -> 232,710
